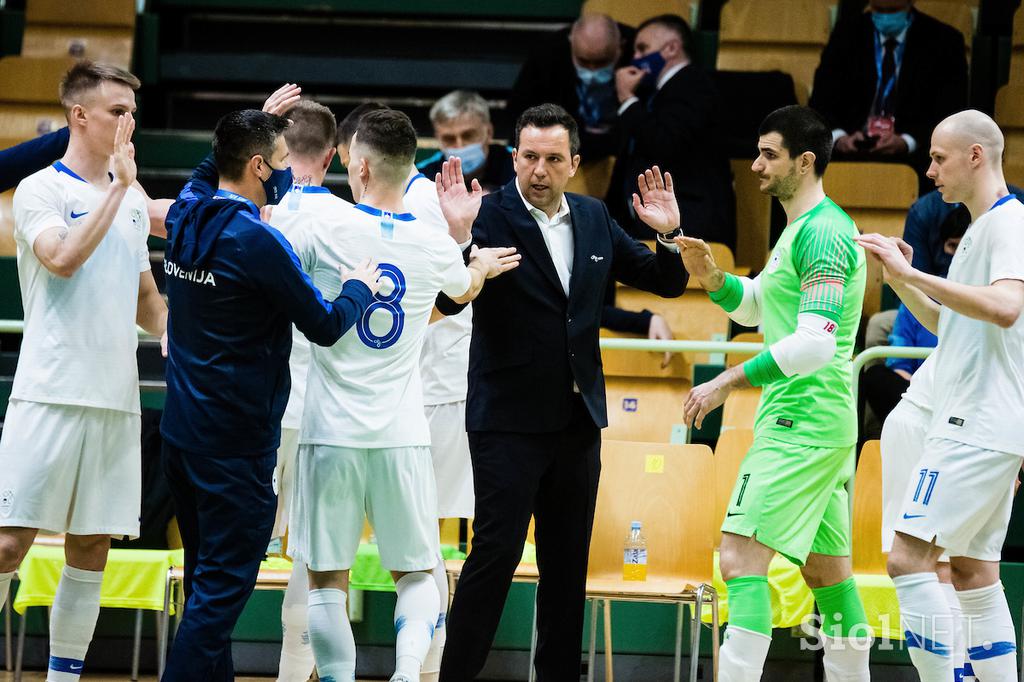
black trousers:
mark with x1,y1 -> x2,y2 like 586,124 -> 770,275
441,395 -> 602,681
161,443 -> 277,682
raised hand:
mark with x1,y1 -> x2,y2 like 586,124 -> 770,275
632,166 -> 680,235
469,245 -> 521,279
435,156 -> 483,243
341,257 -> 383,296
854,233 -> 914,283
111,113 -> 137,188
674,235 -> 725,291
263,83 -> 302,116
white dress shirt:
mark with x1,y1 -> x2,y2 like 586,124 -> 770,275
515,179 -> 574,296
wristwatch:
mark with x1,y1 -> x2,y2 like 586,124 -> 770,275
656,227 -> 683,245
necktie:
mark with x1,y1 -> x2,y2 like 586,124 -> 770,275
880,38 -> 898,114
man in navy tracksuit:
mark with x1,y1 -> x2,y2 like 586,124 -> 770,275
160,109 -> 380,681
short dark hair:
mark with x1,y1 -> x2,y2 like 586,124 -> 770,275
283,100 -> 337,159
336,101 -> 390,148
59,60 -> 140,111
514,103 -> 580,157
758,105 -> 833,177
353,109 -> 418,184
213,109 -> 290,182
637,14 -> 693,59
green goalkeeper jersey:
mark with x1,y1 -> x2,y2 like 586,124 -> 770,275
746,197 -> 864,447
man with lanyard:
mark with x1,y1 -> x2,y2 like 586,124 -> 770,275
859,111 -> 1024,682
678,105 -> 870,682
160,98 -> 380,680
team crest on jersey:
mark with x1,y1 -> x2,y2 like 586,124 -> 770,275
958,235 -> 973,257
130,208 -> 145,230
0,489 -> 13,517
765,250 -> 783,273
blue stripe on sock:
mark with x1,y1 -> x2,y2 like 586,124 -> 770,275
436,613 -> 446,628
967,641 -> 1016,660
964,662 -> 974,676
904,630 -> 951,656
954,667 -> 964,682
395,615 -> 406,634
48,656 -> 85,674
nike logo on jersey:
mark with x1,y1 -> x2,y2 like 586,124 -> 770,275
902,513 -> 926,520
70,210 -> 89,219
726,511 -> 745,518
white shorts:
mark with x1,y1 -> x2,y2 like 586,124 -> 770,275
0,399 -> 141,538
894,438 -> 1021,561
271,427 -> 300,539
879,399 -> 950,558
287,444 -> 440,572
426,401 -> 474,519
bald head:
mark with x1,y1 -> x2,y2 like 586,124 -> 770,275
933,110 -> 1005,168
571,14 -> 620,68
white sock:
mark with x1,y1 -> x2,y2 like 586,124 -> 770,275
893,573 -> 954,681
392,572 -> 440,682
308,588 -> 356,682
958,582 -> 1018,681
0,571 -> 14,610
420,556 -> 447,682
940,582 -> 966,682
277,562 -> 314,682
821,634 -> 872,681
718,625 -> 772,682
47,565 -> 103,682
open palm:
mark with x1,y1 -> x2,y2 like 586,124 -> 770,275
435,156 -> 482,243
632,166 -> 680,234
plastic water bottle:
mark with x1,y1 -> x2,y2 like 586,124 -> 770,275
622,521 -> 647,581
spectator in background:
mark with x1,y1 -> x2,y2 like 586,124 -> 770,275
809,0 -> 968,189
508,13 -> 635,162
607,14 -> 736,249
417,91 -> 515,194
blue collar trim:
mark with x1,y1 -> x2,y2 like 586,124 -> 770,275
214,189 -> 260,214
404,173 -> 428,195
53,161 -> 88,183
353,203 -> 416,221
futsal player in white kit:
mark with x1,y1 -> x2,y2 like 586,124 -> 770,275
0,62 -> 167,682
285,109 -> 519,682
336,103 -> 475,681
858,110 -> 1024,682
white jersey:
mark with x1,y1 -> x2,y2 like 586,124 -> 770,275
11,162 -> 150,414
928,196 -> 1024,456
292,200 -> 472,448
899,351 -> 935,412
269,185 -> 348,430
404,172 -> 472,405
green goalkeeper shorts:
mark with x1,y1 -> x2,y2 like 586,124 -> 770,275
720,436 -> 856,565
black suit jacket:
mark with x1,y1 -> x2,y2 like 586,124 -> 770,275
606,64 -> 737,250
809,8 -> 968,152
438,181 -> 687,433
506,24 -> 635,161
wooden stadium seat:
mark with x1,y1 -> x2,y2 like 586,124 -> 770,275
565,156 -> 616,198
712,428 -> 754,541
824,161 -> 918,318
603,376 -> 691,442
26,0 -> 135,28
1014,3 -> 1024,49
613,288 -> 731,366
0,56 -> 76,106
586,439 -> 719,681
725,331 -> 763,368
996,78 -> 1024,188
21,27 -> 134,69
732,158 -> 772,270
580,0 -> 699,28
915,2 -> 974,59
0,105 -> 67,143
852,440 -> 886,575
716,0 -> 832,104
601,328 -> 691,379
0,191 -> 15,257
721,386 -> 761,431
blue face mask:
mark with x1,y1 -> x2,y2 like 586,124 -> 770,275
260,161 -> 293,206
575,64 -> 615,87
631,49 -> 667,87
872,9 -> 910,38
443,142 -> 487,175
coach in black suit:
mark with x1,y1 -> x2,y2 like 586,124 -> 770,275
809,0 -> 967,178
607,14 -> 736,250
434,104 -> 687,681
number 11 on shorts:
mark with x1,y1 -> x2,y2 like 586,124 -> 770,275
912,468 -> 939,506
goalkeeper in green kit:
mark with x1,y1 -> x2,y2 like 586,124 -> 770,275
675,106 -> 870,682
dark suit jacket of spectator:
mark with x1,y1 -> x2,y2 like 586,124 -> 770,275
809,8 -> 968,155
507,23 -> 636,161
606,63 -> 736,250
